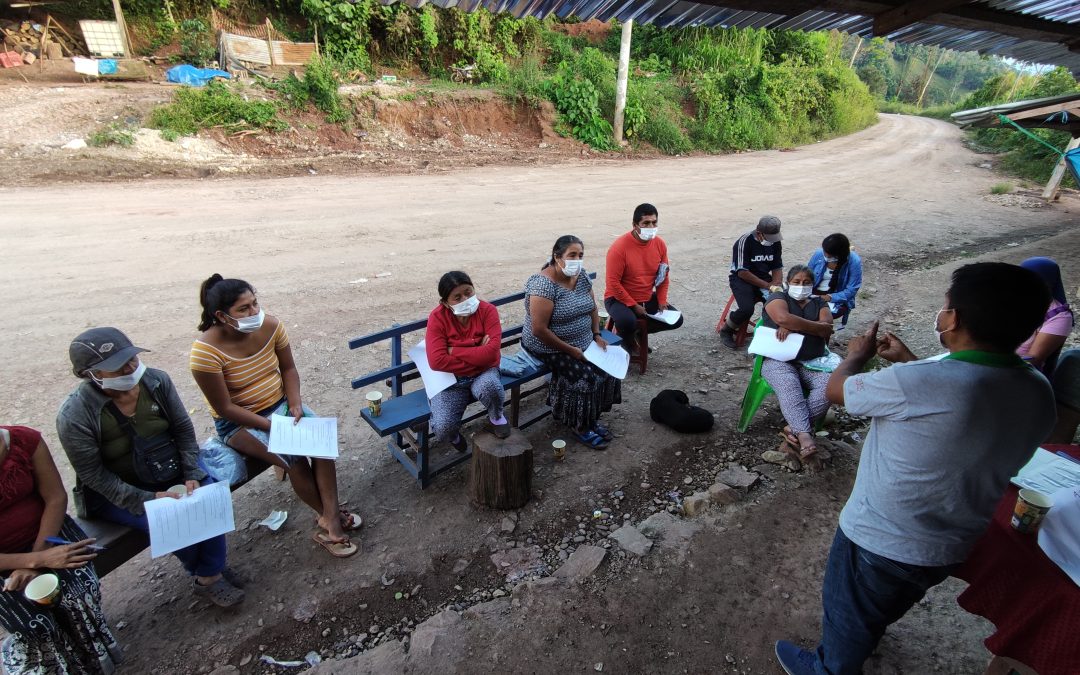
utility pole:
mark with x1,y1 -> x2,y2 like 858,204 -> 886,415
613,19 -> 633,145
917,48 -> 946,107
848,37 -> 863,68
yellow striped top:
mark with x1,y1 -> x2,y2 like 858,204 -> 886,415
190,322 -> 290,417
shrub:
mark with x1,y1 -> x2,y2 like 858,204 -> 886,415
87,122 -> 135,148
148,81 -> 285,136
178,18 -> 215,67
990,182 -> 1013,194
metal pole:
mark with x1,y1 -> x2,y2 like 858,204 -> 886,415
613,19 -> 633,145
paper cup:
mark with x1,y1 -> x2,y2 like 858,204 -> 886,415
552,439 -> 566,461
24,573 -> 60,606
366,391 -> 383,417
167,484 -> 187,497
1011,488 -> 1052,533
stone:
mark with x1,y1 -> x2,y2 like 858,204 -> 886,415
609,525 -> 653,556
306,641 -> 407,674
208,667 -> 238,675
452,558 -> 471,574
500,517 -> 517,534
707,482 -> 741,505
62,139 -> 87,150
489,545 -> 545,582
761,450 -> 801,472
637,512 -> 677,538
292,595 -> 318,623
682,492 -> 711,517
715,466 -> 759,494
552,545 -> 607,583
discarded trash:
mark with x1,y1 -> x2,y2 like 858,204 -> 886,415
258,510 -> 288,531
259,651 -> 321,668
348,278 -> 369,284
592,510 -> 603,519
394,591 -> 403,600
380,75 -> 398,83
165,64 -> 231,87
375,272 -> 392,278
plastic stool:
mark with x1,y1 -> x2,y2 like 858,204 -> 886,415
605,316 -> 648,374
716,294 -> 751,347
737,354 -> 774,432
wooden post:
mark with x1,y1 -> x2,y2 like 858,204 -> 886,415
1042,135 -> 1080,201
468,431 -> 533,510
111,0 -> 131,57
265,18 -> 275,67
613,19 -> 632,145
848,37 -> 862,68
39,16 -> 48,70
917,48 -> 946,108
314,23 -> 320,57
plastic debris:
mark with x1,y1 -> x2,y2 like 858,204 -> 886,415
258,510 -> 288,531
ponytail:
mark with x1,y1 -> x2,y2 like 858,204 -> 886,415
542,235 -> 584,271
198,274 -> 255,331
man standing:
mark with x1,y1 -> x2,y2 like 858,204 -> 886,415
774,262 -> 1056,675
604,203 -> 684,353
720,216 -> 784,349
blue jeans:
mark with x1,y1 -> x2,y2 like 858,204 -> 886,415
91,479 -> 228,578
815,528 -> 954,675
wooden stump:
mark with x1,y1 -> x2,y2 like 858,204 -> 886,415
468,430 -> 533,510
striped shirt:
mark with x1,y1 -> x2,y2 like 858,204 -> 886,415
190,322 -> 290,417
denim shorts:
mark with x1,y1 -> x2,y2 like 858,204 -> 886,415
213,398 -> 317,466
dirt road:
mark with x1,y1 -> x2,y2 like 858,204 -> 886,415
2,113 -> 1076,674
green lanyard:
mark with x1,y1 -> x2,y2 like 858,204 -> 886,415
943,350 -> 1029,369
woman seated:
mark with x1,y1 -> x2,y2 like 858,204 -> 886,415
57,327 -> 244,608
761,265 -> 835,459
425,271 -> 509,453
1017,257 -> 1073,375
1048,348 -> 1080,444
2,425 -> 121,674
522,235 -> 621,450
190,275 -> 360,559
807,233 -> 862,328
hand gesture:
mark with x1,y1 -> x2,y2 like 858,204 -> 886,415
776,327 -> 790,342
184,480 -> 199,496
594,335 -> 608,350
480,334 -> 491,346
877,331 -> 917,363
846,321 -> 879,363
37,539 -> 98,570
3,569 -> 40,592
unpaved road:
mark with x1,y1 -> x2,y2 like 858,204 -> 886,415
2,113 -> 1077,674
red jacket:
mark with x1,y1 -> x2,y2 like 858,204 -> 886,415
425,300 -> 502,377
605,231 -> 670,307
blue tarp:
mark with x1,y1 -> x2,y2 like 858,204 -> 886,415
165,64 -> 231,87
1066,147 -> 1080,186
97,59 -> 117,75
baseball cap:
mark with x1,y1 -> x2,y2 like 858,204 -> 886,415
756,215 -> 782,243
69,327 -> 149,377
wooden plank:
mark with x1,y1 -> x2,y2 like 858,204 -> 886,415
1042,135 -> 1080,200
873,0 -> 970,37
1007,100 -> 1080,123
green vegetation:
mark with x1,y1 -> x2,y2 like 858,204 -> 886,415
990,182 -> 1014,195
148,80 -> 286,136
87,122 -> 136,148
270,54 -> 348,122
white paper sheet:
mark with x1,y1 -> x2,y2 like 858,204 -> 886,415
72,57 -> 99,76
827,302 -> 838,314
746,325 -> 804,362
1038,486 -> 1080,587
408,340 -> 458,399
1012,447 -> 1080,493
584,342 -> 630,379
144,482 -> 236,558
268,414 -> 339,458
646,309 -> 682,325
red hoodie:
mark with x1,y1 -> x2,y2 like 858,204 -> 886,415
425,300 -> 502,377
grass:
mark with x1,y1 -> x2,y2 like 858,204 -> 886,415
148,81 -> 286,137
990,182 -> 1014,195
87,122 -> 135,148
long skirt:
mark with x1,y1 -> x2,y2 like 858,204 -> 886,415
530,350 -> 621,430
0,518 -> 121,675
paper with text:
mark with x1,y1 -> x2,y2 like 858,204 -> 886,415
145,481 -> 235,558
1012,447 -> 1080,493
408,340 -> 458,399
269,415 -> 339,458
747,325 -> 804,362
1039,486 -> 1080,587
584,342 -> 630,379
646,309 -> 681,325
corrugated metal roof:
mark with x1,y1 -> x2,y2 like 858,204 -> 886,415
391,0 -> 1080,74
952,91 -> 1080,131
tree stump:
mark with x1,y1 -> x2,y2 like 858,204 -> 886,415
468,430 -> 533,510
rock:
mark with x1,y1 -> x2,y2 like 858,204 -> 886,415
682,492 -> 711,517
208,667 -> 239,675
452,558 -> 471,574
637,512 -> 676,538
552,545 -> 607,583
500,516 -> 516,534
609,525 -> 653,556
715,466 -> 759,494
707,483 -> 741,505
489,545 -> 545,582
306,640 -> 407,674
761,449 -> 801,471
62,139 -> 87,150
292,595 -> 318,622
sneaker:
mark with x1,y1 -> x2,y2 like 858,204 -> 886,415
774,640 -> 818,675
719,328 -> 737,349
193,576 -> 245,608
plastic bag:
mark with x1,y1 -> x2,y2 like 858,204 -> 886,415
198,436 -> 248,486
165,64 -> 230,87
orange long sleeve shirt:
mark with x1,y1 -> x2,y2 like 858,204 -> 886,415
604,232 -> 670,307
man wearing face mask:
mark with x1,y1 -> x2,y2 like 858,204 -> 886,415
57,327 -> 244,607
774,262 -> 1056,675
604,203 -> 684,354
721,216 -> 785,349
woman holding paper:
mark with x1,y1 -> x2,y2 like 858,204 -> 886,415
424,271 -> 509,453
57,327 -> 244,607
190,275 -> 359,559
761,265 -> 834,460
523,235 -> 621,450
1,425 -> 121,674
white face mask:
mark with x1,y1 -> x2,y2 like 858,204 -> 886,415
450,295 -> 480,316
934,308 -> 954,347
228,308 -> 265,333
638,228 -> 658,241
561,259 -> 583,277
787,285 -> 813,301
94,360 -> 147,391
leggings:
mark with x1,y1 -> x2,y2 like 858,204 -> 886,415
428,367 -> 504,443
760,359 -> 831,434
727,276 -> 768,328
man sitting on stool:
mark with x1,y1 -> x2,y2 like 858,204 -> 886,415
604,203 -> 684,354
720,216 -> 784,349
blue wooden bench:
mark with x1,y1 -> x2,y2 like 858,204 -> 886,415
348,275 -> 620,488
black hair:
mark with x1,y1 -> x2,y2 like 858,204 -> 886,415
438,271 -> 473,302
543,235 -> 584,270
786,264 -> 813,283
198,274 -> 256,332
633,203 -> 658,225
821,233 -> 850,262
948,262 -> 1050,352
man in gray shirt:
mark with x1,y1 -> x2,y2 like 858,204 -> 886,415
775,262 -> 1056,675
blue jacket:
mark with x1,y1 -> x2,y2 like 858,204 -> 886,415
808,249 -> 862,310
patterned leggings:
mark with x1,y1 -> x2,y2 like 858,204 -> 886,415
429,367 -> 505,443
760,359 -> 831,434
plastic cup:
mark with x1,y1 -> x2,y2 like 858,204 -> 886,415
366,391 -> 383,417
167,484 -> 187,498
24,573 -> 60,606
1011,488 -> 1052,533
552,439 -> 566,461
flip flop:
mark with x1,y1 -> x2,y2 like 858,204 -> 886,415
314,510 -> 363,532
312,531 -> 358,558
573,429 -> 609,450
778,429 -> 800,447
592,423 -> 614,442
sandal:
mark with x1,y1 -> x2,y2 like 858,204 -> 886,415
573,429 -> 610,450
312,531 -> 358,558
193,576 -> 245,608
592,423 -> 614,442
315,510 -> 363,532
796,432 -> 818,460
778,428 -> 800,447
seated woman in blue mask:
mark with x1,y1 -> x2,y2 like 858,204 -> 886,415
807,233 -> 862,328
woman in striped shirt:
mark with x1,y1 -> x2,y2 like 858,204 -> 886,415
190,275 -> 360,559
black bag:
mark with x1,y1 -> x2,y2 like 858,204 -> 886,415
105,400 -> 182,485
649,389 -> 714,434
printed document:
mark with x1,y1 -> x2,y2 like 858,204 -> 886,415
1039,486 -> 1080,587
747,325 -> 804,362
145,481 -> 235,558
1012,447 -> 1080,493
584,342 -> 630,379
646,309 -> 682,325
269,414 -> 339,458
408,340 -> 458,399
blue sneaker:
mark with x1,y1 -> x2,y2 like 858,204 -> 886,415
774,640 -> 818,675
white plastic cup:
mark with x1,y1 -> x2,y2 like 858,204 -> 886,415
24,573 -> 60,606
366,391 -> 383,417
552,439 -> 566,461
